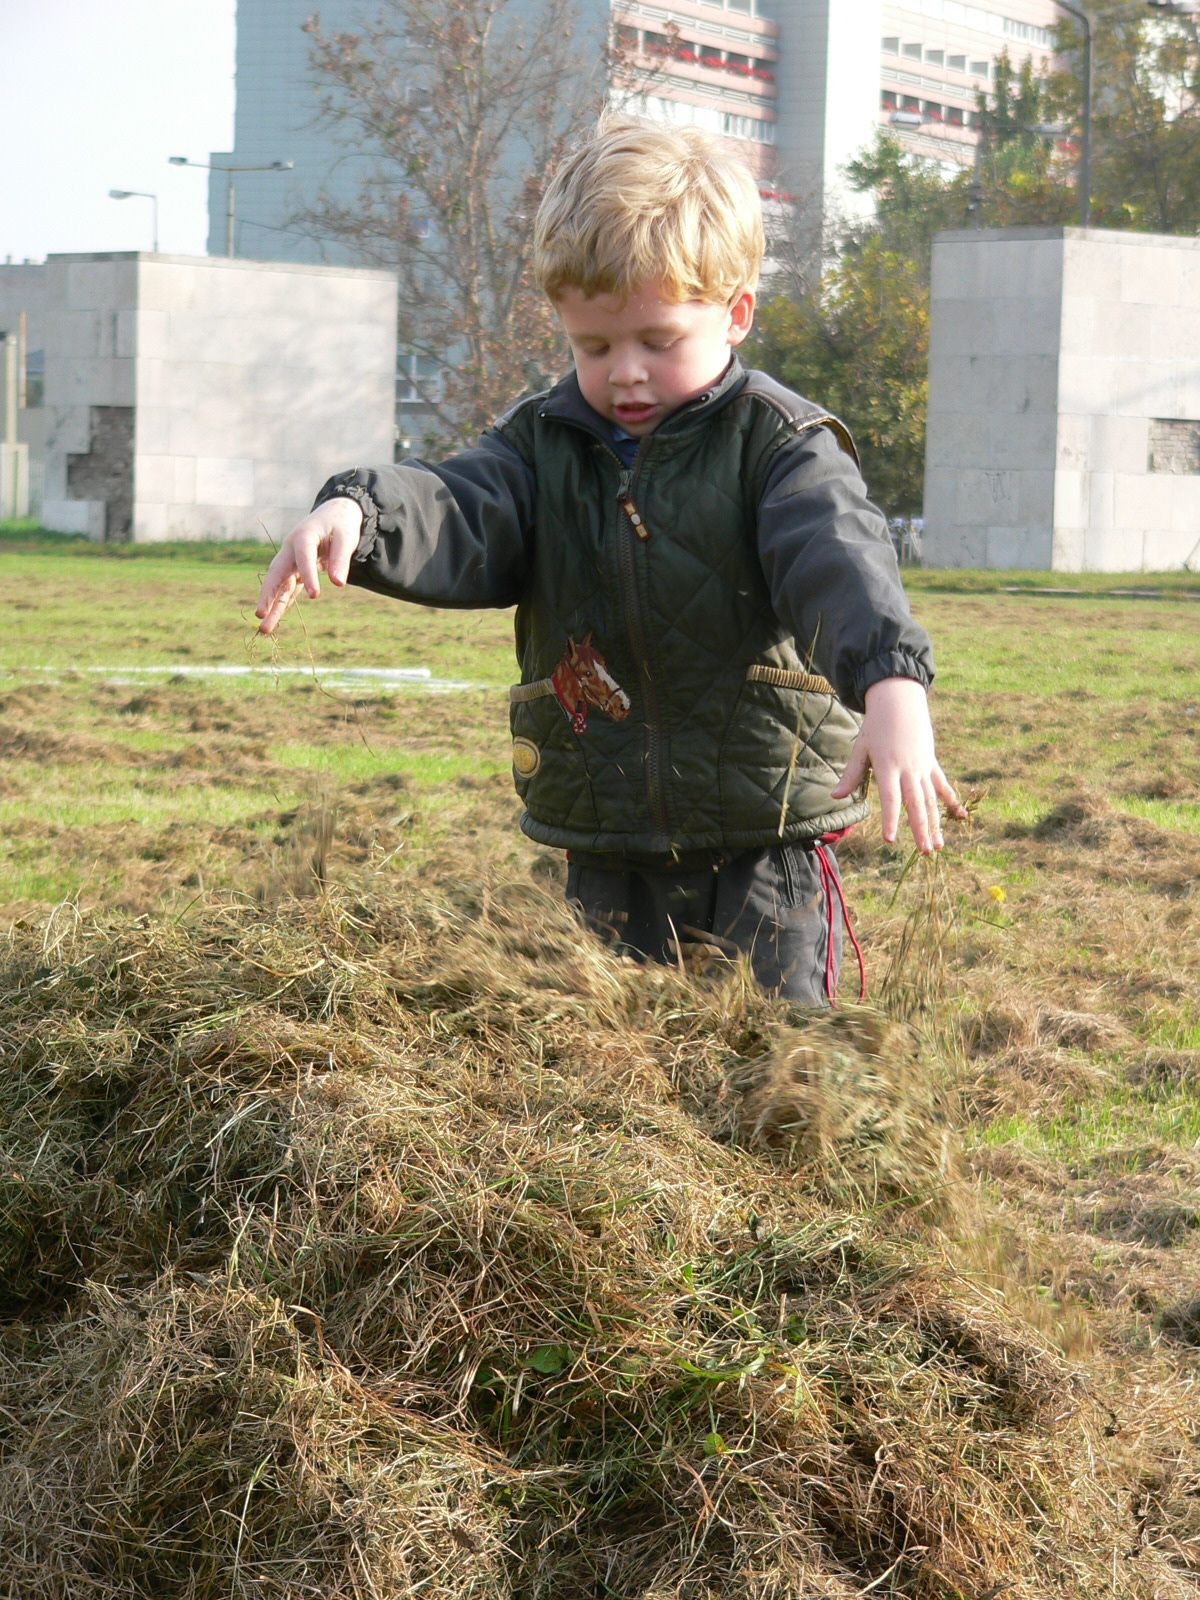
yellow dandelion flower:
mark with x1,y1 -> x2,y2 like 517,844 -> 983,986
988,885 -> 1006,905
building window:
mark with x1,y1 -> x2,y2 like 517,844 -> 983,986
970,60 -> 990,78
1005,20 -> 1051,47
945,104 -> 965,126
882,35 -> 899,53
881,89 -> 898,110
724,111 -> 774,142
948,54 -> 966,71
24,349 -> 44,409
925,48 -> 944,65
903,41 -> 922,58
397,352 -> 442,408
637,94 -> 774,145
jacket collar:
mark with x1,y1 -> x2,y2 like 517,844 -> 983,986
537,356 -> 749,442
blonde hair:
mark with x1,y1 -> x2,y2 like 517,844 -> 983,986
533,116 -> 763,305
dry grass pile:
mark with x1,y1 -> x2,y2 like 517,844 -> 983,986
0,878 -> 1187,1598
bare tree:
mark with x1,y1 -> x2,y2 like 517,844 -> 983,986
299,0 -> 638,451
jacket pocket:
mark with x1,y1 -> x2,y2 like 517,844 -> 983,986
718,667 -> 856,837
508,681 -> 602,831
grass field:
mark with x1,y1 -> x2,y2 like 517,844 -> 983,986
2,524 -> 1198,1595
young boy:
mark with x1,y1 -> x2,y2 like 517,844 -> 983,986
256,117 -> 964,1004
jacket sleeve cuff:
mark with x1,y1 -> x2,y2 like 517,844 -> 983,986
852,649 -> 933,707
312,475 -> 380,562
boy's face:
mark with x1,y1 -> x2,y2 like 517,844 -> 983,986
554,279 -> 755,437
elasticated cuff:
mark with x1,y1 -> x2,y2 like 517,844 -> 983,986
312,477 -> 380,561
851,650 -> 933,710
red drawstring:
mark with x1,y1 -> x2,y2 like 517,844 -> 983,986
816,836 -> 866,1005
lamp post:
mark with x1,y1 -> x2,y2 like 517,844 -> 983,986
1049,1 -> 1092,226
167,156 -> 293,257
889,110 -> 987,228
108,188 -> 159,253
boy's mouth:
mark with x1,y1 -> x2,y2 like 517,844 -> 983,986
613,402 -> 656,425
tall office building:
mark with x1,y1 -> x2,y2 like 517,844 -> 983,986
212,0 -> 1065,263
879,1 -> 1060,166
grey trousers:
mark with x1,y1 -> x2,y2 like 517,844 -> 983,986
565,842 -> 851,1006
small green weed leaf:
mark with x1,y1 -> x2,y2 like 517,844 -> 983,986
525,1343 -> 571,1376
702,1431 -> 726,1457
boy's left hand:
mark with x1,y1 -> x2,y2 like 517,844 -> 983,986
830,677 -> 966,854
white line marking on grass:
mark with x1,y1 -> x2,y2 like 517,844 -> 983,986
12,665 -> 486,693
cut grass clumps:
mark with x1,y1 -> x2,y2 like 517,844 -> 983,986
0,878 -> 1183,1598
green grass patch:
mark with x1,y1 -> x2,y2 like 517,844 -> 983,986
0,779 -> 290,833
1110,796 -> 1200,835
1145,1011 -> 1200,1051
906,568 -> 1200,599
270,743 -> 508,787
977,1083 -> 1200,1165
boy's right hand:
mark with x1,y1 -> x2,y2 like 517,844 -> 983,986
255,496 -> 365,635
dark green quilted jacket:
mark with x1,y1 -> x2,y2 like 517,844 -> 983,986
320,359 -> 935,858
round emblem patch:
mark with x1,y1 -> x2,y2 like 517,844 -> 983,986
511,737 -> 541,777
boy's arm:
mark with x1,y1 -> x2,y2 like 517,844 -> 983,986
756,425 -> 964,853
255,430 -> 536,634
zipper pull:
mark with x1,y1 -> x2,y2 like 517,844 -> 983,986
623,498 -> 651,542
616,469 -> 631,499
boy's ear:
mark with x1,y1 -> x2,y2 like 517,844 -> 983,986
727,286 -> 756,347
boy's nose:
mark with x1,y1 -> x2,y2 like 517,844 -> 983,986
610,347 -> 648,387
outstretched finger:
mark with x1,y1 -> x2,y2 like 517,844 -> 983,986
899,772 -> 933,854
323,525 -> 358,588
876,770 -> 903,846
933,762 -> 968,821
830,739 -> 869,801
257,544 -> 300,616
256,571 -> 300,636
924,774 -> 944,852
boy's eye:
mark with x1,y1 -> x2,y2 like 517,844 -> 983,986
645,340 -> 677,353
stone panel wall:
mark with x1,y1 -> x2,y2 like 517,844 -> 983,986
24,252 -> 397,543
924,228 -> 1200,572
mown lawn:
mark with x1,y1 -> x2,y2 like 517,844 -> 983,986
1,524 -> 1198,1590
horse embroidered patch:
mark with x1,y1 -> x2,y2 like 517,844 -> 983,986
551,634 -> 631,735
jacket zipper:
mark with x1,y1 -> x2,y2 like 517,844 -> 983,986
615,465 -> 669,834
543,411 -> 670,835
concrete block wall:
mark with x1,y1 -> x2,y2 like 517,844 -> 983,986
20,252 -> 396,543
129,255 -> 396,540
924,228 -> 1200,571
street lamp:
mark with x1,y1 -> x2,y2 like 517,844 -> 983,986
167,156 -> 293,258
888,110 -> 988,227
108,188 -> 158,253
1049,1 -> 1092,227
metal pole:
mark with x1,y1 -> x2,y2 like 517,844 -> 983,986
1051,1 -> 1092,226
151,194 -> 159,254
226,174 -> 235,257
971,130 -> 985,227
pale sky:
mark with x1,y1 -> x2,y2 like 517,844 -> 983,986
0,0 -> 237,262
